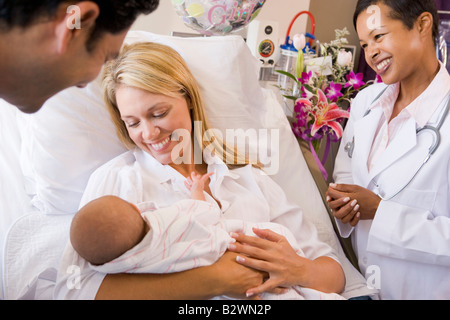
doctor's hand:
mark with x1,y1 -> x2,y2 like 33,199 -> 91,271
327,183 -> 381,226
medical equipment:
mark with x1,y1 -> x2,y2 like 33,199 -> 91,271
246,19 -> 281,81
344,89 -> 450,200
277,11 -> 316,94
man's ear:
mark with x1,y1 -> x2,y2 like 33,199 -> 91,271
54,1 -> 100,54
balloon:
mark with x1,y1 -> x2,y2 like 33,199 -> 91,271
172,0 -> 266,36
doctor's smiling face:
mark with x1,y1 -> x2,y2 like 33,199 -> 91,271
115,86 -> 193,165
356,2 -> 435,85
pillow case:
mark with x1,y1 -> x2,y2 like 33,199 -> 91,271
17,78 -> 127,214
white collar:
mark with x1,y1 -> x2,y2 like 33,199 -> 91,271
133,147 -> 240,185
370,61 -> 450,127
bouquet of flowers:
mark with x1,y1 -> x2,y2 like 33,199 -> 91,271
277,28 -> 372,180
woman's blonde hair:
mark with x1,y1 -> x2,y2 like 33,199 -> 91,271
102,42 -> 260,168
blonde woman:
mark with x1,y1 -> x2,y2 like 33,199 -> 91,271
55,42 -> 344,300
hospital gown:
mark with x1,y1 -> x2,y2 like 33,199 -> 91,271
55,148 -> 343,300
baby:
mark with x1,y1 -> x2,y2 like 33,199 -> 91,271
70,172 -> 345,300
70,172 -> 214,266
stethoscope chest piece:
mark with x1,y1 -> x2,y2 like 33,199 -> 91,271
344,137 -> 355,158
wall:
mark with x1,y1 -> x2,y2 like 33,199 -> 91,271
131,1 -> 194,36
254,0 -> 312,43
307,0 -> 361,69
131,0 -> 312,43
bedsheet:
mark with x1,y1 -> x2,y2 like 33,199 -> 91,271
2,213 -> 71,299
0,101 -> 34,299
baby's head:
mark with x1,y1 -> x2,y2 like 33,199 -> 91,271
70,196 -> 147,266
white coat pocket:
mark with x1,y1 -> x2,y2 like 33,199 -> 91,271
391,188 -> 436,213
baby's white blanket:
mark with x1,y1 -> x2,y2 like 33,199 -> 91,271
92,199 -> 345,300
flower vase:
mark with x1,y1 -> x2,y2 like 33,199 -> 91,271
288,116 -> 330,181
309,137 -> 331,181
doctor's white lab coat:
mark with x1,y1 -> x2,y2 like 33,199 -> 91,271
333,69 -> 450,300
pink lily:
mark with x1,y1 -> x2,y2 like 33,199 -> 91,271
310,89 -> 349,139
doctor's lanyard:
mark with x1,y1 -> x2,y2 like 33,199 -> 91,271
344,89 -> 450,201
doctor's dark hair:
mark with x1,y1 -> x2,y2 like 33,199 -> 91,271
353,0 -> 439,44
0,0 -> 159,50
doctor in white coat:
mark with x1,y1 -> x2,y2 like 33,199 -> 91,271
327,0 -> 450,299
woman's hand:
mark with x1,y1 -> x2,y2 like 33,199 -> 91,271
227,228 -> 305,297
327,183 -> 381,226
227,228 -> 345,297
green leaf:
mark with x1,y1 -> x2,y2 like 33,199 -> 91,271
282,95 -> 298,101
303,84 -> 315,93
296,52 -> 305,80
275,70 -> 298,83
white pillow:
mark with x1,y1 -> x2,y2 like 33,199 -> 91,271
124,31 -> 268,129
17,78 -> 127,215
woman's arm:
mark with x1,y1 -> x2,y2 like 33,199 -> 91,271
228,229 -> 345,297
95,251 -> 266,300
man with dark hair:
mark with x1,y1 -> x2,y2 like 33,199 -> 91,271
0,1 -> 159,113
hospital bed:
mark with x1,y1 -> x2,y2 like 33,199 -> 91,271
0,31 -> 376,300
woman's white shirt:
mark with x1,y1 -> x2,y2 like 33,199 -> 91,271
55,148 -> 338,300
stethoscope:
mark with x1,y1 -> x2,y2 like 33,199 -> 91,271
344,89 -> 450,200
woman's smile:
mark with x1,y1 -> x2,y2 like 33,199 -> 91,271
115,86 -> 193,165
374,57 -> 392,75
147,136 -> 171,152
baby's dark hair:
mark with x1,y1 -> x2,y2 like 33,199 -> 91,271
353,0 -> 439,45
70,196 -> 146,266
